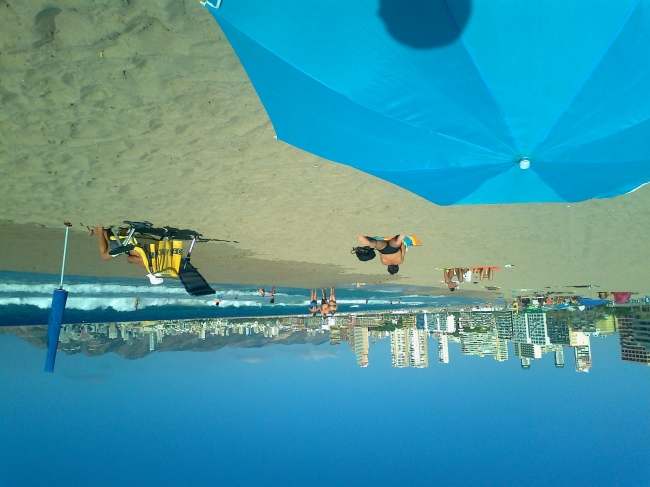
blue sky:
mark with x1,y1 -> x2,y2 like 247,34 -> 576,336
1,332 -> 648,487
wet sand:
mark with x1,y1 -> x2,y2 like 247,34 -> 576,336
1,0 -> 649,298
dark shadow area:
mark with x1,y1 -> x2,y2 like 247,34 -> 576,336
378,0 -> 471,49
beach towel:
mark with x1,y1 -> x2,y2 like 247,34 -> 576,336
613,292 -> 632,304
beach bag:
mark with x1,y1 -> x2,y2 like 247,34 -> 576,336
352,246 -> 376,261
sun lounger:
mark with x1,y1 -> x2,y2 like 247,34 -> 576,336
107,222 -> 215,296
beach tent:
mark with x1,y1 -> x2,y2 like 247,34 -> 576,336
204,0 -> 650,205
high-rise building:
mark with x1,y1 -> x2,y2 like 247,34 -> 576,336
390,328 -> 429,368
415,314 -> 426,330
547,317 -> 570,345
390,328 -> 409,368
460,328 -> 498,359
108,323 -> 118,339
527,312 -> 550,345
458,311 -> 471,329
438,333 -> 450,364
495,337 -> 509,361
354,326 -> 369,367
512,313 -> 529,343
149,332 -> 155,352
470,311 -> 496,328
445,314 -> 456,333
408,328 -> 428,368
618,317 -> 650,365
496,311 -> 513,339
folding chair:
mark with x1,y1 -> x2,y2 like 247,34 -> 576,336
106,221 -> 216,296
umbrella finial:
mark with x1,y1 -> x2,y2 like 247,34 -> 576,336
518,158 -> 530,170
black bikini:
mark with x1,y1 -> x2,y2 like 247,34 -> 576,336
378,243 -> 401,255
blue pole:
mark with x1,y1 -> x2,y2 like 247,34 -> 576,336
44,289 -> 68,372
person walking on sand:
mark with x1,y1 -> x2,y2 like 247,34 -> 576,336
355,235 -> 406,274
309,289 -> 319,316
89,226 -> 145,267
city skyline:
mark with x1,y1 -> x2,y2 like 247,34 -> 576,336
3,307 -> 647,369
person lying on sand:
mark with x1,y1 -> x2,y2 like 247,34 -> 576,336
89,226 -> 145,267
355,235 -> 406,274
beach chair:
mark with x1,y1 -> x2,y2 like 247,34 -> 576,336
106,221 -> 216,296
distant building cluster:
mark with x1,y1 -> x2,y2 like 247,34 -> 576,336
55,307 -> 649,369
329,310 -> 605,371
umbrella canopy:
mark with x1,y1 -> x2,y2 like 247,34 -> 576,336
205,0 -> 650,205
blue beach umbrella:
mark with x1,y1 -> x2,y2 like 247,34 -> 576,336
44,223 -> 72,373
204,0 -> 650,205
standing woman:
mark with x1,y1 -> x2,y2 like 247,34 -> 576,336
308,289 -> 319,316
328,287 -> 338,315
320,288 -> 330,317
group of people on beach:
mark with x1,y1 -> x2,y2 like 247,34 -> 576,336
442,266 -> 500,291
309,288 -> 337,317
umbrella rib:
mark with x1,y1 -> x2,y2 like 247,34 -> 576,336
531,0 -> 641,154
380,37 -> 515,156
440,0 -> 520,155
539,113 -> 650,159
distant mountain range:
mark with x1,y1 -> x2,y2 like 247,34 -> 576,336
0,325 -> 329,361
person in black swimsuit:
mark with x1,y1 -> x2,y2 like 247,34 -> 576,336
355,235 -> 406,274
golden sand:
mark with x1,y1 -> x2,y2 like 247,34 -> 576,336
1,0 -> 649,298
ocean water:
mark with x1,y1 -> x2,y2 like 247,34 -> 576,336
0,270 -> 484,326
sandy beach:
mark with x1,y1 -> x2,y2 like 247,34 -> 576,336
1,0 -> 649,298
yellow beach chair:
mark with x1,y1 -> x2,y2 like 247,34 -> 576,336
107,221 -> 215,296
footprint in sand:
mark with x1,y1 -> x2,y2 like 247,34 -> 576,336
33,7 -> 61,48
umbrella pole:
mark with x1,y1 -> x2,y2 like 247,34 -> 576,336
59,222 -> 72,289
45,222 -> 72,373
